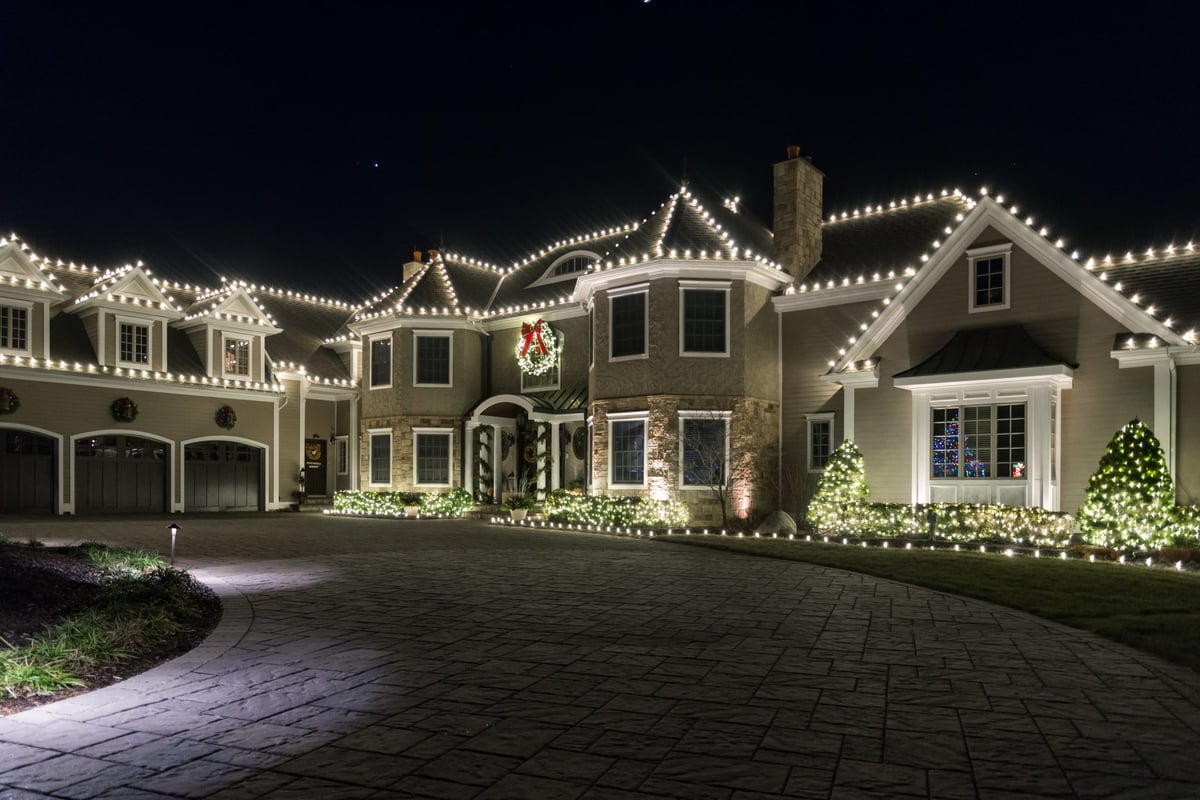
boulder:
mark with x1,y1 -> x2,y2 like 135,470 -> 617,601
754,510 -> 797,535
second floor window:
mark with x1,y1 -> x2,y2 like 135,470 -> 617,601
415,333 -> 451,386
682,288 -> 727,354
224,338 -> 250,376
0,306 -> 27,351
120,322 -> 149,365
370,336 -> 392,388
610,291 -> 646,359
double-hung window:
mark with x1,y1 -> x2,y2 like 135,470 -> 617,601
368,429 -> 392,486
119,321 -> 150,365
679,281 -> 730,356
932,403 -> 1026,479
369,335 -> 392,389
680,412 -> 730,488
609,286 -> 647,360
0,306 -> 28,352
414,332 -> 452,386
413,428 -> 452,487
608,412 -> 647,487
806,413 -> 835,471
968,243 -> 1012,312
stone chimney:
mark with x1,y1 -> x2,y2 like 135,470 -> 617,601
773,145 -> 824,280
402,250 -> 424,282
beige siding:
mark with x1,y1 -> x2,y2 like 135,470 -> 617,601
1175,364 -> 1200,505
490,315 -> 589,395
277,380 -> 302,504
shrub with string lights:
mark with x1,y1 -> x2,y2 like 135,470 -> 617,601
1077,419 -> 1175,549
806,440 -> 871,533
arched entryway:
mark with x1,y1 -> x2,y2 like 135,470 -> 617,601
74,433 -> 169,514
184,439 -> 265,512
465,392 -> 587,500
0,427 -> 57,514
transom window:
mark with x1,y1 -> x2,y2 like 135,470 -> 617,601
370,336 -> 392,389
680,284 -> 729,355
610,290 -> 647,359
223,338 -> 250,376
414,429 -> 452,486
680,414 -> 728,487
610,417 -> 646,485
119,322 -> 150,365
0,306 -> 27,351
932,404 -> 1026,478
414,332 -> 451,386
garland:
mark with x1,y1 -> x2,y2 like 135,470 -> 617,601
533,421 -> 553,489
515,319 -> 560,376
215,405 -> 237,430
111,396 -> 138,423
474,427 -> 494,499
0,387 -> 19,415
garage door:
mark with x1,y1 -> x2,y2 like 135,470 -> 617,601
0,430 -> 55,514
74,435 -> 168,513
184,441 -> 262,511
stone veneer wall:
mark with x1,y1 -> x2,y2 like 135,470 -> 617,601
591,394 -> 778,526
359,415 -> 461,491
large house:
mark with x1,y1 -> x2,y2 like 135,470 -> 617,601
2,149 -> 1197,522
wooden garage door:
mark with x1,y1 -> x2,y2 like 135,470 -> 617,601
74,435 -> 168,514
184,442 -> 262,511
0,430 -> 55,514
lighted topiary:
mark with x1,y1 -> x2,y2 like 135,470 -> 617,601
806,440 -> 870,533
1077,419 -> 1175,549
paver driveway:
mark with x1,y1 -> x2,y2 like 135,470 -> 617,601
1,515 -> 1199,799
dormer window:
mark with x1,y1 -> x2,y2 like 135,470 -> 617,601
119,321 -> 150,365
555,256 -> 592,277
968,243 -> 1013,312
529,251 -> 600,287
224,337 -> 251,377
0,305 -> 28,352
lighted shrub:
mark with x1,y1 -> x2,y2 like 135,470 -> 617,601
542,490 -> 690,528
806,441 -> 870,533
421,487 -> 474,516
1169,505 -> 1200,547
1077,419 -> 1176,549
332,489 -> 473,517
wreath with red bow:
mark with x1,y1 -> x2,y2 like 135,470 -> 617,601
514,319 -> 559,376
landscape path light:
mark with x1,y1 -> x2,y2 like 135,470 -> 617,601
167,523 -> 179,566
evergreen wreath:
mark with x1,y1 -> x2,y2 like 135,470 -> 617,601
215,405 -> 238,430
515,319 -> 560,376
0,387 -> 19,414
111,396 -> 139,422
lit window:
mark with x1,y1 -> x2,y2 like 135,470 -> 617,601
610,290 -> 647,359
932,404 -> 1025,478
680,413 -> 729,487
370,336 -> 392,389
609,416 -> 646,486
807,413 -> 834,471
414,429 -> 452,486
119,322 -> 150,365
680,283 -> 729,356
414,332 -> 452,386
224,338 -> 250,376
369,430 -> 391,486
0,306 -> 27,351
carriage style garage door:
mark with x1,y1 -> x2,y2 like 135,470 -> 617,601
184,441 -> 262,511
0,430 -> 56,514
74,435 -> 168,513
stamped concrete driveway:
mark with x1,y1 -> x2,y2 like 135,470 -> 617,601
1,515 -> 1199,800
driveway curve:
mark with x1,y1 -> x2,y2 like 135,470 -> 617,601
1,515 -> 1198,799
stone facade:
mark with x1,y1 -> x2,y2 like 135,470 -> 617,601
359,414 -> 460,492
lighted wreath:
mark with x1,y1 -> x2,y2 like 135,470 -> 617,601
0,387 -> 19,415
215,405 -> 237,430
514,318 -> 560,376
111,396 -> 138,422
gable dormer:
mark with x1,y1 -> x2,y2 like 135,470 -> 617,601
176,287 -> 282,382
0,235 -> 68,360
66,265 -> 183,372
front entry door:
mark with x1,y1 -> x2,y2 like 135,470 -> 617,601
304,439 -> 327,496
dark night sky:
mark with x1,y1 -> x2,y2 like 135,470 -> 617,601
2,1 -> 1197,298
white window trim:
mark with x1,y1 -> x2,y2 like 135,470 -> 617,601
607,410 -> 648,488
678,280 -> 731,358
0,299 -> 33,356
608,283 -> 649,362
367,428 -> 392,488
521,331 -> 562,392
413,330 -> 453,387
967,242 -> 1013,313
221,334 -> 253,379
116,317 -> 153,368
412,427 -> 454,488
368,333 -> 393,390
805,412 -> 835,473
334,435 -> 349,476
678,410 -> 731,490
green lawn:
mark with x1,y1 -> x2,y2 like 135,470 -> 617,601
659,535 -> 1200,672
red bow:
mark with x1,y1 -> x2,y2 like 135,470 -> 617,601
520,319 -> 548,358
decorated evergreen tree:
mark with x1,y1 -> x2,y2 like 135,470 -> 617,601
806,440 -> 870,533
1077,419 -> 1175,549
